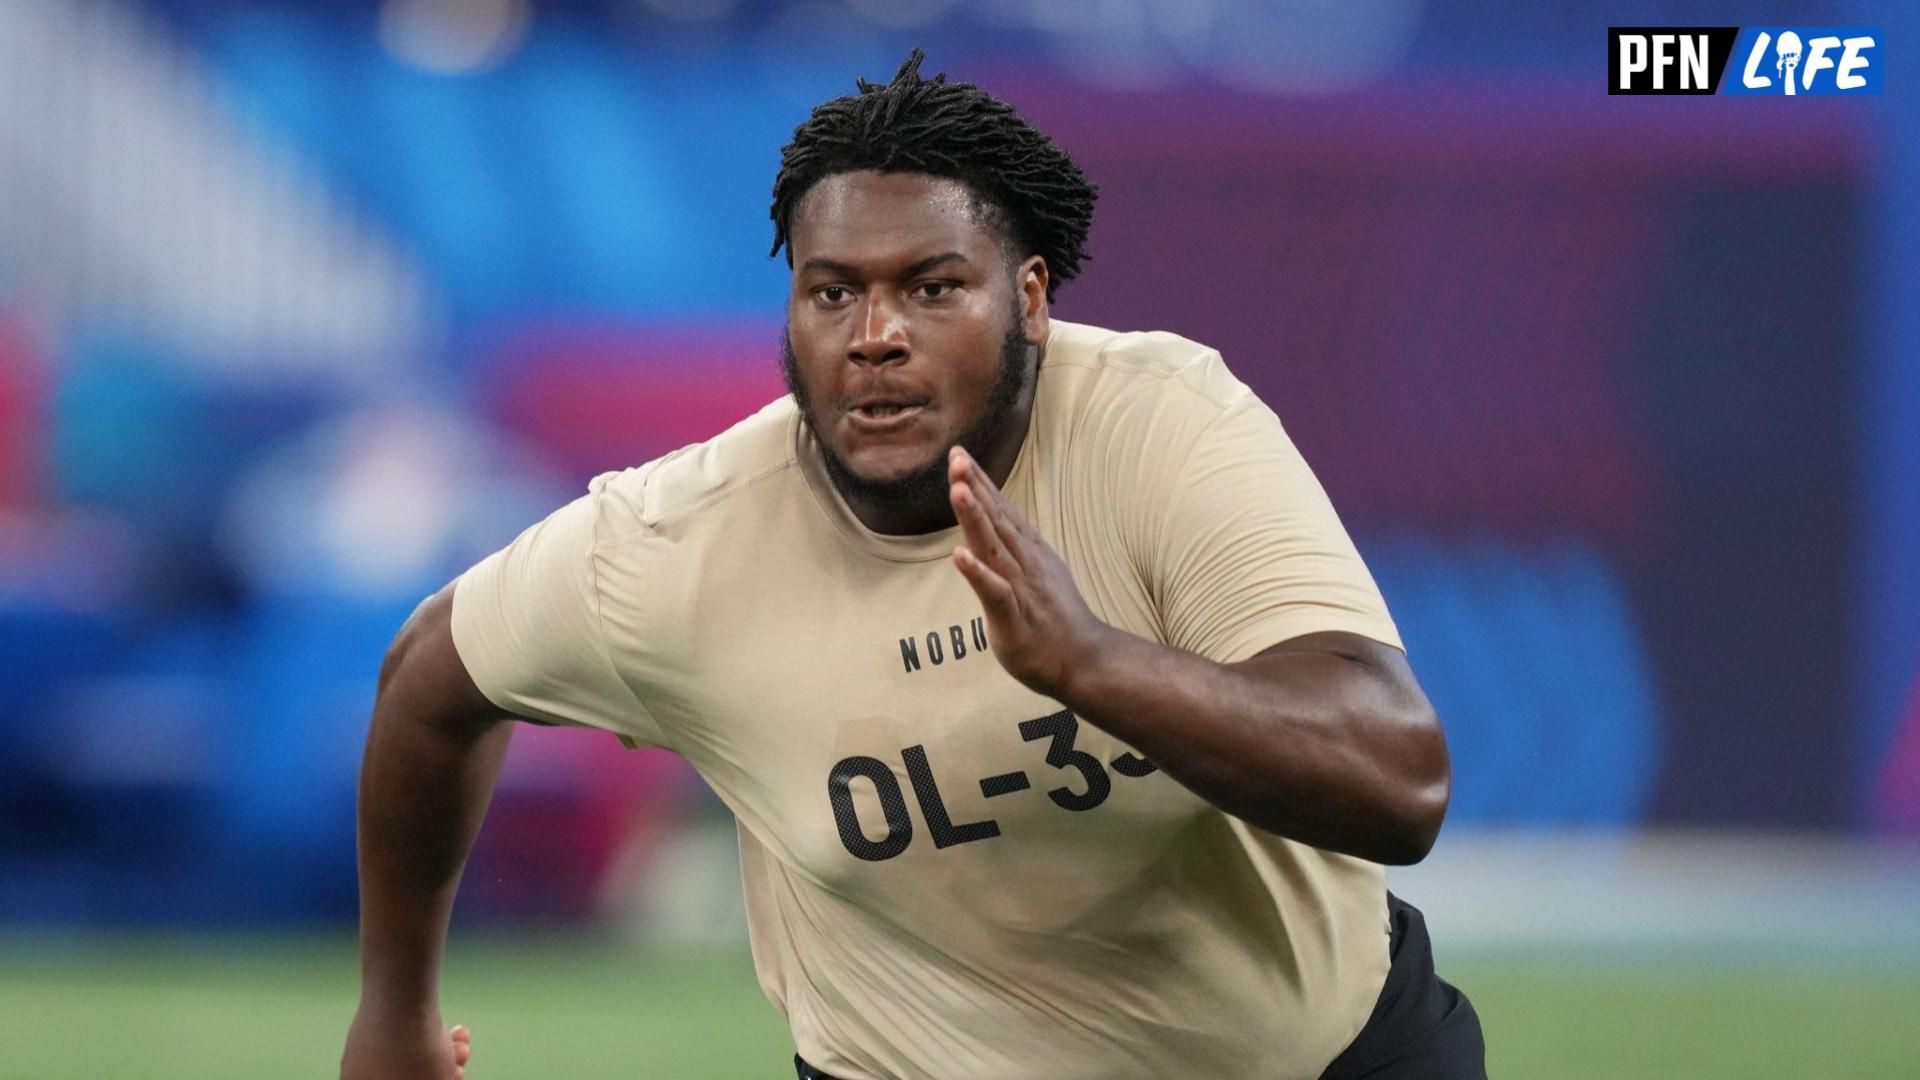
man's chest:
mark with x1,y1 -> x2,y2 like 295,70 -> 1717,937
639,555 -> 1210,908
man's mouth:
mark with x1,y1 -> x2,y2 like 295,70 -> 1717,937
853,403 -> 920,419
845,398 -> 929,433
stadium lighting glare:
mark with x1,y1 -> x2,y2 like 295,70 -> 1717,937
377,0 -> 531,76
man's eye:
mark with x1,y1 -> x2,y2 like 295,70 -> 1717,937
916,281 -> 956,300
818,286 -> 852,304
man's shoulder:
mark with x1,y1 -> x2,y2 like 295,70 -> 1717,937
584,396 -> 802,542
1045,320 -> 1254,421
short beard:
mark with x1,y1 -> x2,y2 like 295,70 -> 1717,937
783,304 -> 1034,520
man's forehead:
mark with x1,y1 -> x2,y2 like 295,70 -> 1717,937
790,171 -> 997,265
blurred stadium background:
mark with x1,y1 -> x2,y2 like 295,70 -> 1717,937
1,0 -> 1916,1076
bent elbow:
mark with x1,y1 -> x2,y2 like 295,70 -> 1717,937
1378,709 -> 1452,866
1376,773 -> 1449,866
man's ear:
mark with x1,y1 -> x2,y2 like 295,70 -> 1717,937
1018,254 -> 1050,344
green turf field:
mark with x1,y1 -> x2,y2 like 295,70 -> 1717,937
2,936 -> 1915,1078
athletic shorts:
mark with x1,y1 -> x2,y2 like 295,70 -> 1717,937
1318,892 -> 1486,1079
793,892 -> 1485,1080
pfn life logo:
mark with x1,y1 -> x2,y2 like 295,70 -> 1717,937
1724,28 -> 1881,95
1609,27 -> 1882,95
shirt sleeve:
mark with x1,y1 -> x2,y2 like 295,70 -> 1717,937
1151,397 -> 1403,665
450,490 -> 668,749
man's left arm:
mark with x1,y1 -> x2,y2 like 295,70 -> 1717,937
947,446 -> 1450,866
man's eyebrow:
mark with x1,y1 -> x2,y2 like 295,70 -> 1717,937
902,251 -> 969,278
797,251 -> 970,279
798,256 -> 862,278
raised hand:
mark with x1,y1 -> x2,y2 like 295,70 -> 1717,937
947,446 -> 1113,699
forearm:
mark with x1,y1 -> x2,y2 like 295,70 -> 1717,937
1056,628 -> 1447,864
355,700 -> 512,1014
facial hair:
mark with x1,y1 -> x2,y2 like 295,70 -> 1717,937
782,302 -> 1033,522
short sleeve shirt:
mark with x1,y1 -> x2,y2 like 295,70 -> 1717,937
452,320 -> 1402,1079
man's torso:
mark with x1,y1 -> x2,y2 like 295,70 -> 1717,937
457,321 -> 1397,1078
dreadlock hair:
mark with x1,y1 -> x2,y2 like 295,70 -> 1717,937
769,49 -> 1097,301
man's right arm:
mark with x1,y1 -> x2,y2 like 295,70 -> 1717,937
341,583 -> 510,1080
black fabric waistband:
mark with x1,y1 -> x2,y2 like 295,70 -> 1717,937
794,1054 -> 843,1080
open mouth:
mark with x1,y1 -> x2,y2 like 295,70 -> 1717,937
844,401 -> 928,437
853,403 -> 922,419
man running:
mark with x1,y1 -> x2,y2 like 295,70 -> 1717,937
342,50 -> 1485,1080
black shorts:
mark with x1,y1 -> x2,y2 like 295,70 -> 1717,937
1319,892 -> 1486,1079
794,892 -> 1485,1080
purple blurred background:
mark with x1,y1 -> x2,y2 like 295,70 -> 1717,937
0,0 -> 1914,928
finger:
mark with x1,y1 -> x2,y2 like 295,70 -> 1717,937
950,480 -> 1009,563
954,447 -> 1006,515
454,1039 -> 472,1067
450,1026 -> 471,1044
951,480 -> 1016,574
954,545 -> 1017,612
962,449 -> 1036,546
952,448 -> 1026,562
947,446 -> 987,516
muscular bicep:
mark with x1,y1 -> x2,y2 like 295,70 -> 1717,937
1247,630 -> 1410,685
376,584 -> 513,737
1242,631 -> 1439,733
1239,630 -> 1451,824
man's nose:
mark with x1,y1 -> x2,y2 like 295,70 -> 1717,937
848,292 -> 909,366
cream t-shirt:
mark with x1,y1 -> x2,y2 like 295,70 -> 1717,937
453,320 -> 1404,1079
